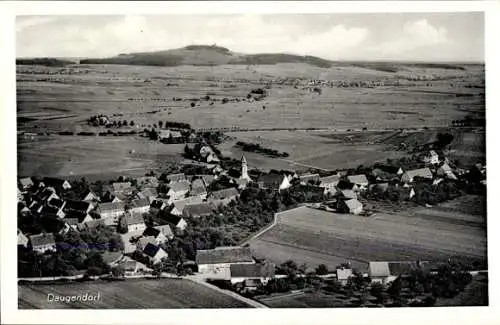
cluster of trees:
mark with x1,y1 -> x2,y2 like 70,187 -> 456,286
161,121 -> 191,129
451,116 -> 485,127
87,115 -> 136,128
235,141 -> 289,158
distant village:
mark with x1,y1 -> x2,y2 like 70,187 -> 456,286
17,131 -> 486,300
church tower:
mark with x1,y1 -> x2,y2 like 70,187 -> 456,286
240,155 -> 251,181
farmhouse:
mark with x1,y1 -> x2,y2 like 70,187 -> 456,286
150,198 -> 170,213
143,243 -> 168,264
29,233 -> 57,253
401,168 -> 433,183
347,175 -> 369,190
81,189 -> 99,202
337,198 -> 363,215
136,187 -> 158,203
166,173 -> 187,183
125,213 -> 146,233
319,175 -> 340,194
169,195 -> 204,216
369,261 -> 431,284
299,173 -> 320,185
196,246 -> 255,279
336,180 -> 358,191
42,177 -> 72,191
143,225 -> 174,243
230,262 -> 275,285
19,177 -> 34,190
189,178 -> 207,198
336,267 -> 353,285
167,180 -> 191,202
64,199 -> 94,214
97,201 -> 126,221
129,198 -> 150,214
183,202 -> 214,218
162,214 -> 188,231
208,187 -> 239,205
112,182 -> 132,194
336,189 -> 358,200
136,236 -> 156,251
136,176 -> 159,188
118,257 -> 150,276
18,229 -> 29,247
257,173 -> 291,191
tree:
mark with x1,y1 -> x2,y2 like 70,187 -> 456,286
111,265 -> 125,277
149,129 -> 158,141
370,282 -> 385,303
315,264 -> 329,275
130,120 -> 135,126
436,133 -> 454,149
159,121 -> 163,128
123,120 -> 128,126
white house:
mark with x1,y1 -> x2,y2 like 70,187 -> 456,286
125,213 -> 146,233
29,233 -> 57,253
19,177 -> 34,190
337,198 -> 363,215
167,180 -> 191,202
142,225 -> 174,245
319,175 -> 340,194
196,246 -> 255,279
143,244 -> 169,264
18,229 -> 29,247
347,174 -> 369,191
129,198 -> 150,214
97,201 -> 126,222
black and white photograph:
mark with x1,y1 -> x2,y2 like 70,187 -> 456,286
1,1 -> 497,323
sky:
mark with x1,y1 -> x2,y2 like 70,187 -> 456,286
16,13 -> 484,62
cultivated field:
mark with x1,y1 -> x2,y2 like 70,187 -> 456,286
18,278 -> 250,309
249,197 -> 487,272
18,135 -> 184,180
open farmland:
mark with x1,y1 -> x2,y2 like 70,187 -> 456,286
18,135 -> 184,180
249,199 -> 486,272
18,278 -> 251,309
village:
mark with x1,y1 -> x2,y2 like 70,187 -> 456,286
17,126 -> 487,306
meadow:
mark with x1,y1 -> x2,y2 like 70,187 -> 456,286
249,197 -> 487,273
17,61 -> 484,176
18,278 -> 250,309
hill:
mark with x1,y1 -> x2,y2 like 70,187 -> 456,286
16,58 -> 76,67
79,45 -> 333,68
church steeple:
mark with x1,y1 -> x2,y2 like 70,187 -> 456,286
240,155 -> 251,181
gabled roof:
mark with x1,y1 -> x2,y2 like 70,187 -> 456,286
64,200 -> 92,212
403,168 -> 433,180
198,175 -> 216,186
370,261 -> 431,277
336,268 -> 353,281
196,246 -> 253,265
258,173 -> 285,186
190,179 -> 207,196
319,175 -> 340,185
154,225 -> 174,238
337,180 -> 356,190
299,173 -> 320,183
151,198 -> 169,209
143,243 -> 165,258
101,251 -> 123,265
168,180 -> 191,193
377,165 -> 403,174
97,201 -> 125,213
183,202 -> 214,217
48,198 -> 65,209
343,199 -> 363,211
64,218 -> 79,226
209,187 -> 239,200
338,189 -> 357,200
131,198 -> 150,208
19,177 -> 34,187
347,174 -> 369,185
136,176 -> 159,187
78,218 -> 105,231
171,196 -> 204,213
64,210 -> 92,223
138,236 -> 156,249
230,262 -> 275,278
125,213 -> 145,226
162,214 -> 186,227
42,177 -> 70,189
369,261 -> 391,277
112,182 -> 132,192
81,189 -> 97,200
29,233 -> 56,247
166,173 -> 187,183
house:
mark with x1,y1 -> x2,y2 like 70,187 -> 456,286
36,187 -> 60,203
336,267 -> 353,285
299,173 -> 320,185
423,150 -> 440,165
143,243 -> 168,264
167,180 -> 191,202
196,246 -> 255,279
166,173 -> 187,183
81,189 -> 99,202
208,187 -> 239,206
118,256 -> 150,276
29,233 -> 57,253
125,213 -> 146,233
64,200 -> 94,214
112,182 -> 132,194
230,262 -> 275,285
46,198 -> 67,216
136,176 -> 159,188
183,202 -> 214,218
401,168 -> 433,183
101,251 -> 124,267
198,174 -> 216,187
336,180 -> 358,191
19,177 -> 34,190
18,229 -> 29,247
257,173 -> 291,191
436,163 -> 458,180
319,175 -> 340,194
337,198 -> 363,215
64,210 -> 94,226
77,218 -> 105,231
150,198 -> 170,213
129,198 -> 150,214
336,189 -> 357,200
162,214 -> 188,231
369,261 -> 431,284
39,204 -> 66,219
199,145 -> 220,163
168,196 -> 204,216
377,165 -> 404,176
189,178 -> 207,199
97,201 -> 126,222
136,236 -> 156,251
233,178 -> 250,190
136,187 -> 158,203
347,175 -> 369,190
42,177 -> 72,191
142,225 -> 174,244
63,218 -> 80,231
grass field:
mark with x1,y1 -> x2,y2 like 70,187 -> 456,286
18,135 -> 184,180
249,197 -> 486,272
257,291 -> 351,308
18,278 -> 250,309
